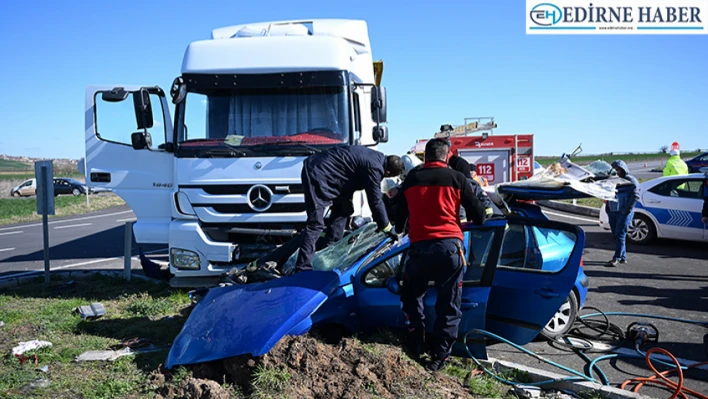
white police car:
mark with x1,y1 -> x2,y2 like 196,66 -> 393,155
599,173 -> 708,244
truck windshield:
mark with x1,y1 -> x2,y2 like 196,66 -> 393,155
176,75 -> 351,156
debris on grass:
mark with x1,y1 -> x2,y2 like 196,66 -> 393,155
11,340 -> 52,357
74,302 -> 107,320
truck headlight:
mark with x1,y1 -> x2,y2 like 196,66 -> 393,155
170,248 -> 200,270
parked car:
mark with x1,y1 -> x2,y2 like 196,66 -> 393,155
10,178 -> 37,197
165,197 -> 587,368
686,152 -> 708,173
599,173 -> 708,244
53,178 -> 89,196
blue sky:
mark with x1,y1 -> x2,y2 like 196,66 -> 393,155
0,0 -> 706,159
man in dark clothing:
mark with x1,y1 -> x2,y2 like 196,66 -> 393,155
295,146 -> 404,273
605,160 -> 640,266
448,155 -> 494,220
395,138 -> 485,372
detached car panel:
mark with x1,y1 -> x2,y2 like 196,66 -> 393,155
166,215 -> 586,368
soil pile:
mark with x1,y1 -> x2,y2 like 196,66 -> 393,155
154,333 -> 474,399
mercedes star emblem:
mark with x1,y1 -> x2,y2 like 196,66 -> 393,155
246,184 -> 273,212
254,162 -> 263,170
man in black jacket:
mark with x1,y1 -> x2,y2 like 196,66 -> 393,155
295,146 -> 404,273
448,154 -> 494,221
395,138 -> 485,371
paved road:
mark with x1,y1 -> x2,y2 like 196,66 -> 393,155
1,205 -> 705,397
0,205 -> 164,280
625,160 -> 664,180
488,209 -> 708,398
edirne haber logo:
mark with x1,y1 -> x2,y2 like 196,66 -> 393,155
526,0 -> 708,34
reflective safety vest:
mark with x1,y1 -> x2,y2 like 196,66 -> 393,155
663,155 -> 689,177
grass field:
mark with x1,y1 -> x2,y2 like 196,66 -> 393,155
0,159 -> 32,171
0,194 -> 125,225
0,275 -> 191,399
535,151 -> 702,166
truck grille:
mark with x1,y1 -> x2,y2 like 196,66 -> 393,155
202,203 -> 307,214
180,184 -> 304,195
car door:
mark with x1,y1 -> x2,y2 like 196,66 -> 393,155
642,177 -> 706,241
484,216 -> 583,345
18,179 -> 35,196
86,86 -> 174,243
353,220 -> 507,359
689,153 -> 708,173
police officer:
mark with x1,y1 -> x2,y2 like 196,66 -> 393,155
294,146 -> 405,273
394,138 -> 485,371
448,154 -> 494,220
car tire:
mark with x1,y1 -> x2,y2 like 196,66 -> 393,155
540,290 -> 578,340
72,188 -> 81,196
12,191 -> 20,198
627,213 -> 656,245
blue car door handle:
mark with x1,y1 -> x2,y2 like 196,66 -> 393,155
461,299 -> 479,310
533,288 -> 560,298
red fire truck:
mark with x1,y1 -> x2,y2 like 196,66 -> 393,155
409,117 -> 535,184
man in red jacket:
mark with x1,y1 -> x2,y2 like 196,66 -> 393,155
394,138 -> 486,371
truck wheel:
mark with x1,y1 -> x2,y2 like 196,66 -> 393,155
627,213 -> 656,245
541,290 -> 578,340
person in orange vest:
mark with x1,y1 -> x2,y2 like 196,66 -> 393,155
469,164 -> 489,187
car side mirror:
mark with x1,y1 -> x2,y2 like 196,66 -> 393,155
131,132 -> 151,150
373,126 -> 389,143
371,86 -> 387,124
386,276 -> 401,295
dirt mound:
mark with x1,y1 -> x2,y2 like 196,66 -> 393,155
222,334 -> 472,399
153,375 -> 232,399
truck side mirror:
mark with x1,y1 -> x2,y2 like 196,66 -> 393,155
133,90 -> 154,130
131,132 -> 152,150
102,87 -> 129,102
373,126 -> 389,143
371,86 -> 387,124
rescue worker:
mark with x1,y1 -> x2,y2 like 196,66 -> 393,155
294,146 -> 404,273
394,138 -> 485,371
470,164 -> 489,187
605,160 -> 640,267
382,177 -> 402,221
448,154 -> 494,220
663,149 -> 689,177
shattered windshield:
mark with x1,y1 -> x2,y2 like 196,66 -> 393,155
282,223 -> 386,275
585,160 -> 615,179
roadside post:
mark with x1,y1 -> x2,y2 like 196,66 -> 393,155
35,160 -> 55,285
123,221 -> 134,281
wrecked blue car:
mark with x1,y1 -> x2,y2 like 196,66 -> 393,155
166,201 -> 586,368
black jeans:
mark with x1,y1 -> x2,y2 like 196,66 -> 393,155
401,237 -> 465,360
294,164 -> 353,272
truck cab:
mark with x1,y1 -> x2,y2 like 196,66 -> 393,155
84,19 -> 390,287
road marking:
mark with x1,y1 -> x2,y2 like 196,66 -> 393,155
116,218 -> 136,223
54,223 -> 92,230
0,210 -> 133,232
0,231 -> 22,236
0,248 -> 15,252
0,248 -> 168,281
543,211 -> 598,223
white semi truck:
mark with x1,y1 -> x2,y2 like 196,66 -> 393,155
84,19 -> 390,287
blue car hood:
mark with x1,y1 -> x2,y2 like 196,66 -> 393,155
166,270 -> 341,368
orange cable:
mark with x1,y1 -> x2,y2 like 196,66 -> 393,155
620,347 -> 708,399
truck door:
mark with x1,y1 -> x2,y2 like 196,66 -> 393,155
85,86 -> 174,244
459,149 -> 510,184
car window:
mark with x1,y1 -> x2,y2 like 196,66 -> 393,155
465,228 -> 497,282
281,223 -> 386,275
699,154 -> 708,161
363,252 -> 402,287
649,179 -> 703,199
498,222 -> 577,273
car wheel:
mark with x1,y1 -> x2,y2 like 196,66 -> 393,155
627,213 -> 656,245
540,290 -> 578,340
72,188 -> 81,196
12,191 -> 20,198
